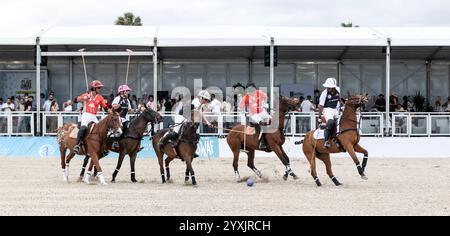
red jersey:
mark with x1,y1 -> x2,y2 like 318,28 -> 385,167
77,92 -> 107,115
240,90 -> 268,115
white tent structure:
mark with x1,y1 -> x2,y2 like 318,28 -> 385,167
2,25 -> 450,134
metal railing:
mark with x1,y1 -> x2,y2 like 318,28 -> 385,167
0,112 -> 35,136
2,111 -> 450,137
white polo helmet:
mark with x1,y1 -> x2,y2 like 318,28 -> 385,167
198,90 -> 211,101
323,77 -> 337,88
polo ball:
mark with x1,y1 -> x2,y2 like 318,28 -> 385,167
246,178 -> 254,187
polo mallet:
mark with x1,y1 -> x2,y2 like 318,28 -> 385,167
78,48 -> 88,90
125,49 -> 134,85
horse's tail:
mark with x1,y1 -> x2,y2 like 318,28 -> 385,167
56,127 -> 65,145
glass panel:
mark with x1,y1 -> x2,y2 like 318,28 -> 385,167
184,64 -> 204,95
431,117 -> 450,134
162,64 -> 182,92
229,64 -> 248,87
139,64 -> 154,99
394,116 -> 408,135
73,64 -> 94,98
341,64 -> 361,95
296,64 -> 316,95
361,116 -> 381,134
295,116 -> 311,134
0,116 -> 7,133
206,64 -> 227,90
252,64 -> 269,88
362,64 -> 383,97
275,64 -> 295,86
12,115 -> 31,133
45,116 -> 58,133
430,65 -> 449,111
411,117 -> 427,135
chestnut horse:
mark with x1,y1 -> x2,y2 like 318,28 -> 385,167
299,93 -> 369,186
152,121 -> 200,186
226,97 -> 300,181
57,111 -> 122,185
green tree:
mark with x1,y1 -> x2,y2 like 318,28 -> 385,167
340,22 -> 359,27
115,12 -> 143,26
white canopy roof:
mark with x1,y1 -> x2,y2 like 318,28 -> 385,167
2,25 -> 450,47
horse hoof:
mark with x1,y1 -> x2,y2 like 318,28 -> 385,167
283,175 -> 288,181
315,180 -> 322,187
167,179 -> 173,183
131,179 -> 138,183
361,175 -> 368,180
292,175 -> 299,180
111,180 -> 115,183
77,177 -> 83,182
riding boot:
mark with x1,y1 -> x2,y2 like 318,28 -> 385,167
258,134 -> 267,150
74,126 -> 87,154
324,129 -> 331,148
158,131 -> 176,149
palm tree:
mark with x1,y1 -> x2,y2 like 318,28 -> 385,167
340,22 -> 359,28
115,12 -> 143,26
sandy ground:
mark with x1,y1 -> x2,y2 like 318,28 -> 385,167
0,157 -> 448,216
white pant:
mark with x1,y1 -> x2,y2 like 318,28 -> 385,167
249,109 -> 272,124
80,113 -> 99,126
173,115 -> 187,133
323,108 -> 339,121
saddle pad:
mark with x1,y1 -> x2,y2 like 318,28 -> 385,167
244,126 -> 256,135
313,124 -> 340,140
68,123 -> 96,139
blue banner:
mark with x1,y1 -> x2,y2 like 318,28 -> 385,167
0,136 -> 219,158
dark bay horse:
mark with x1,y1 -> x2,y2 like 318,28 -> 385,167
299,93 -> 369,186
57,111 -> 122,185
152,121 -> 200,186
107,108 -> 162,183
226,97 -> 300,181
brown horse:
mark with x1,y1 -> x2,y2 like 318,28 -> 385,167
152,121 -> 200,186
108,108 -> 162,183
226,97 -> 300,181
299,93 -> 369,186
57,111 -> 122,185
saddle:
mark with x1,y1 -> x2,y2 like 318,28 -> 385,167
69,122 -> 96,139
317,118 -> 346,152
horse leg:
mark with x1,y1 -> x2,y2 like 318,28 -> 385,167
90,154 -> 107,185
345,144 -> 368,180
318,153 -> 341,186
111,152 -> 126,182
165,156 -> 174,182
59,146 -> 68,182
246,150 -> 262,178
64,151 -> 76,182
354,144 -> 369,172
232,148 -> 241,181
79,155 -> 89,181
156,151 -> 166,183
270,145 -> 292,181
281,148 -> 298,180
185,157 -> 196,186
129,152 -> 138,183
82,159 -> 95,184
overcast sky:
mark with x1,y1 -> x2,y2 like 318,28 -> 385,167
1,0 -> 450,29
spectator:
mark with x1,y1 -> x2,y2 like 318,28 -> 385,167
63,100 -> 73,112
297,96 -> 305,111
138,100 -> 147,112
300,95 -> 316,113
373,94 -> 386,112
221,96 -> 232,113
130,95 -> 138,109
1,97 -> 15,111
434,96 -> 442,112
164,99 -> 174,112
157,99 -> 165,113
43,93 -> 58,112
40,93 -> 45,110
50,100 -> 58,112
389,91 -> 400,112
209,94 -> 222,115
24,96 -> 33,111
442,96 -> 450,112
0,98 -> 3,107
146,95 -> 155,110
